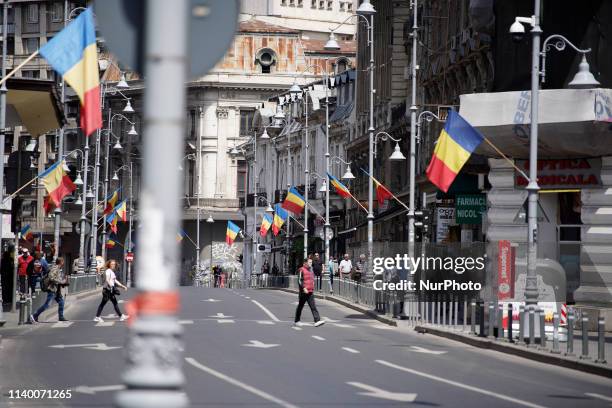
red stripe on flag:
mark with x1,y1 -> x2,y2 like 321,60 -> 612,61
375,183 -> 393,206
426,155 -> 458,193
81,85 -> 102,136
49,175 -> 77,207
282,200 -> 304,214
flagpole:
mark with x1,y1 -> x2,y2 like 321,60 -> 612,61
347,192 -> 369,214
2,175 -> 39,203
360,168 -> 410,211
0,50 -> 39,87
482,137 -> 530,180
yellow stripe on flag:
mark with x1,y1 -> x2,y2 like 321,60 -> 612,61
62,44 -> 99,101
432,129 -> 472,174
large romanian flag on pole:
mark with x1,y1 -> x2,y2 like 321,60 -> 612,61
260,214 -> 273,237
282,187 -> 306,214
426,110 -> 484,193
272,204 -> 288,236
226,221 -> 241,246
327,173 -> 351,198
39,8 -> 102,136
39,160 -> 77,207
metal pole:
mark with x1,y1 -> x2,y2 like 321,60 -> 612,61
566,308 -> 574,356
0,0 -> 8,325
595,315 -> 606,364
323,68 -> 330,271
126,161 -> 133,287
253,133 -> 257,283
195,107 -> 203,280
78,135 -> 90,273
116,0 -> 188,405
525,0 -> 542,334
101,112 -> 111,261
89,127 -> 102,273
408,0 -> 418,260
303,91 -> 309,260
366,14 -> 375,278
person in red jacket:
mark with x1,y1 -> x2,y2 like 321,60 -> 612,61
294,258 -> 325,327
17,248 -> 33,294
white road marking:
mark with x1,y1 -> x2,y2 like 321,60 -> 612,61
117,300 -> 125,304
409,346 -> 447,355
218,319 -> 235,324
291,326 -> 302,331
342,347 -> 360,354
377,360 -> 547,408
74,384 -> 125,394
178,320 -> 194,325
257,321 -> 275,325
322,317 -> 340,323
242,340 -> 280,349
49,343 -> 121,351
185,357 -> 299,408
103,314 -> 117,319
332,323 -> 354,328
245,296 -> 251,299
311,335 -> 326,341
51,321 -> 73,328
202,298 -> 221,302
251,300 -> 281,322
209,313 -> 232,318
95,321 -> 115,327
347,382 -> 417,402
586,393 -> 612,403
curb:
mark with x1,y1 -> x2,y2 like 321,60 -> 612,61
415,325 -> 612,378
270,287 -> 398,327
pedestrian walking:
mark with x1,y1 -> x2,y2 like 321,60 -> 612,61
327,255 -> 335,294
294,258 -> 325,327
338,253 -> 352,281
31,257 -> 69,323
17,248 -> 33,294
262,260 -> 270,287
0,248 -> 14,308
312,253 -> 322,290
353,254 -> 366,283
94,259 -> 128,322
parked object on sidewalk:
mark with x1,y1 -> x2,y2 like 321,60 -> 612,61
31,257 -> 69,323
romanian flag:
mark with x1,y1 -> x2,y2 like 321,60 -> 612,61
282,187 -> 306,214
106,212 -> 118,234
426,109 -> 484,193
106,238 -> 117,249
20,225 -> 34,241
115,200 -> 128,222
260,214 -> 273,237
43,195 -> 56,215
104,188 -> 121,215
39,161 -> 77,207
272,204 -> 288,236
226,221 -> 241,246
327,173 -> 351,198
374,179 -> 394,206
176,230 -> 186,243
39,8 -> 102,136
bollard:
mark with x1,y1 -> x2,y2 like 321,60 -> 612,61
518,305 -> 525,344
479,302 -> 485,337
463,299 -> 467,332
436,295 -> 441,326
595,316 -> 607,364
25,294 -> 32,324
566,308 -> 575,356
580,314 -> 590,360
539,308 -> 547,350
442,296 -> 447,327
551,312 -> 560,354
529,306 -> 536,347
470,301 -> 476,335
497,303 -> 504,340
17,294 -> 26,325
453,297 -> 458,330
488,302 -> 495,338
424,299 -> 429,324
507,304 -> 513,342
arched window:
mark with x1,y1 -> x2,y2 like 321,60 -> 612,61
255,48 -> 278,74
335,57 -> 349,74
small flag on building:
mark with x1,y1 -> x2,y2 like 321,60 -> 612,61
104,188 -> 121,215
39,160 -> 77,207
106,212 -> 118,234
115,199 -> 128,222
176,229 -> 187,243
374,179 -> 394,206
260,213 -> 273,237
327,173 -> 351,198
226,221 -> 241,246
106,237 -> 117,249
426,109 -> 484,193
20,224 -> 34,241
272,204 -> 288,236
282,186 -> 306,214
39,8 -> 102,136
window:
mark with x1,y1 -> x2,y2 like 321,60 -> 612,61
240,110 -> 254,136
22,70 -> 40,78
319,0 -> 325,8
188,109 -> 197,139
340,1 -> 345,10
347,2 -> 353,11
256,48 -> 277,74
50,2 -> 63,22
311,0 -> 317,7
289,0 -> 295,5
26,4 -> 39,23
237,160 -> 247,197
46,70 -> 56,81
327,0 -> 333,9
23,37 -> 39,54
297,0 -> 303,6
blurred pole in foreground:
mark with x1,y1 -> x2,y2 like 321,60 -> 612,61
115,0 -> 189,406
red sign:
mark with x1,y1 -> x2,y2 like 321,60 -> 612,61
497,240 -> 515,300
125,252 -> 134,263
515,159 -> 602,189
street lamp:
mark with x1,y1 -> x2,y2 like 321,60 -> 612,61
116,73 -> 129,89
326,7 -> 376,275
331,156 -> 355,180
510,0 -> 599,342
373,132 -> 406,161
123,99 -> 135,113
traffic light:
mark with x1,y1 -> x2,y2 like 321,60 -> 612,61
413,209 -> 431,242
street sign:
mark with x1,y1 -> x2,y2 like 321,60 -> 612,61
257,244 -> 271,253
94,0 -> 240,79
125,252 -> 134,262
455,194 -> 486,224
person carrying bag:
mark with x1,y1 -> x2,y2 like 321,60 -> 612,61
93,259 -> 129,322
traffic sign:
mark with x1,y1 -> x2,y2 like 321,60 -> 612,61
125,252 -> 134,263
94,0 -> 240,78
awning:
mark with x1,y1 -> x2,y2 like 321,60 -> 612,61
6,78 -> 64,137
459,88 -> 612,159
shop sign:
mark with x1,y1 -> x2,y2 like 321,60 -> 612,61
515,159 -> 601,189
455,194 -> 486,224
435,207 -> 455,242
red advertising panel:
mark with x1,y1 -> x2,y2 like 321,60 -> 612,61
497,240 -> 515,300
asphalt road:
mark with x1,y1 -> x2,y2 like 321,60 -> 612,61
1,287 -> 611,407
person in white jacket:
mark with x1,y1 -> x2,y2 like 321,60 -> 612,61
94,259 -> 128,322
338,254 -> 352,280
